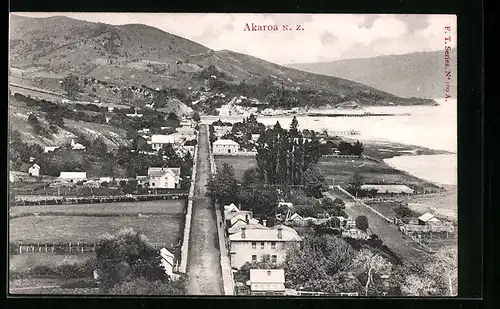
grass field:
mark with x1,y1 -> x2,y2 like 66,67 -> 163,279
10,214 -> 184,245
214,155 -> 436,191
215,156 -> 257,181
10,200 -> 185,217
9,252 -> 94,272
366,202 -> 401,219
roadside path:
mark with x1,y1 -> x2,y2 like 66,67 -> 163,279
324,189 -> 434,268
185,125 -> 224,295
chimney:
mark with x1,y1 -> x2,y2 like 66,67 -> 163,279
241,226 -> 246,239
277,226 -> 283,239
238,203 -> 242,210
262,220 -> 267,227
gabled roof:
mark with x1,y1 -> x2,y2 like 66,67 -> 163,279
225,210 -> 253,222
151,135 -> 175,144
148,167 -> 181,178
229,213 -> 258,226
418,212 -> 436,222
224,203 -> 239,212
250,269 -> 285,284
30,163 -> 40,169
229,225 -> 302,242
228,222 -> 270,235
289,213 -> 303,221
213,139 -> 239,146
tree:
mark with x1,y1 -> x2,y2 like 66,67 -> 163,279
109,276 -> 186,295
192,112 -> 201,123
205,162 -> 239,205
121,88 -> 134,103
303,164 -> 328,198
321,197 -> 347,217
349,172 -> 364,198
92,137 -> 108,158
94,228 -> 168,290
352,140 -> 364,156
401,274 -> 439,296
61,74 -> 81,99
394,205 -> 413,221
352,249 -> 392,296
425,245 -> 458,296
355,215 -> 369,231
242,166 -> 263,185
239,185 -> 279,223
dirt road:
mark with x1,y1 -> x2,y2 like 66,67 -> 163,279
324,188 -> 434,268
185,125 -> 224,295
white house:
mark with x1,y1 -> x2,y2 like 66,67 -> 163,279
213,139 -> 239,154
99,177 -> 113,183
224,203 -> 239,212
59,172 -> 87,183
229,225 -> 301,269
160,248 -> 180,281
151,135 -> 175,151
175,127 -> 196,141
249,269 -> 286,295
44,146 -> 59,153
71,139 -> 86,151
28,164 -> 40,177
148,167 -> 181,189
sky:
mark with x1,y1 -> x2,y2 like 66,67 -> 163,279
14,13 -> 457,65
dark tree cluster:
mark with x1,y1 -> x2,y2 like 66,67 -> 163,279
255,116 -> 322,188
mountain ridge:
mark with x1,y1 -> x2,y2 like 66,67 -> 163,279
286,49 -> 458,99
9,14 -> 436,107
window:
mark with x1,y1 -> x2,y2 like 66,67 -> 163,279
261,242 -> 265,249
252,242 -> 256,249
271,255 -> 277,263
151,182 -> 155,187
252,255 -> 257,262
271,242 -> 276,249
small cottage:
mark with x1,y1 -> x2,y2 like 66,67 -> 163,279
249,269 -> 285,296
28,164 -> 40,177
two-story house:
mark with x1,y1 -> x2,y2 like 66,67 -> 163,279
229,224 -> 302,269
147,167 -> 181,189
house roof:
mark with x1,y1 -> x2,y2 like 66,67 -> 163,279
361,184 -> 414,194
229,213 -> 258,226
289,213 -> 303,221
30,164 -> 40,169
250,269 -> 285,284
213,139 -> 239,146
418,212 -> 437,222
225,210 -> 253,221
136,175 -> 148,180
228,222 -> 270,235
224,203 -> 239,212
59,172 -> 87,178
151,135 -> 175,144
148,167 -> 181,178
229,225 -> 301,242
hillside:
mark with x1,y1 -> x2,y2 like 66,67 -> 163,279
8,95 -> 130,149
9,14 -> 435,111
287,49 -> 458,99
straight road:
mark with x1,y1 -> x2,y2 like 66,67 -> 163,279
324,188 -> 434,268
185,125 -> 224,295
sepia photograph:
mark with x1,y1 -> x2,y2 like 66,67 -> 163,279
8,13 -> 458,297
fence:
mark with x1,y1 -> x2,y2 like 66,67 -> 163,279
178,133 -> 199,273
13,193 -> 188,206
334,185 -> 392,223
13,241 -> 173,255
215,151 -> 257,157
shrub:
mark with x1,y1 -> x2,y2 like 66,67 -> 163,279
355,215 -> 369,231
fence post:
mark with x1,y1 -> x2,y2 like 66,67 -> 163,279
69,242 -> 72,253
19,246 -> 22,254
